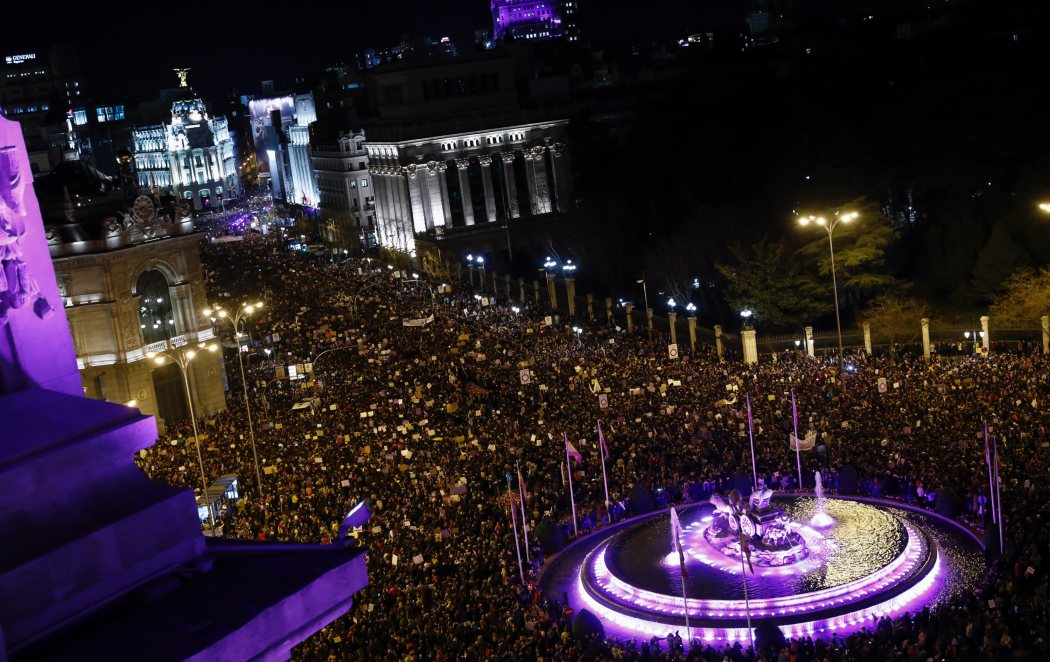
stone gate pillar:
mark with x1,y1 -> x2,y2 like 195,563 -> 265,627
921,318 -> 931,359
742,329 -> 758,365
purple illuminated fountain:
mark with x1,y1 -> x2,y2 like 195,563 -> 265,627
540,488 -> 982,645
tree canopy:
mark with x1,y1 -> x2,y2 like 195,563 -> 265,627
988,267 -> 1050,326
716,239 -> 831,330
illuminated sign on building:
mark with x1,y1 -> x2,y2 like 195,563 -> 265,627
4,53 -> 37,65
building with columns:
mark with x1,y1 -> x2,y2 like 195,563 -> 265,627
366,121 -> 569,255
131,71 -> 239,211
358,52 -> 571,258
288,94 -> 320,207
47,193 -> 225,432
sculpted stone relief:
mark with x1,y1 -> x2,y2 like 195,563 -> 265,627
0,145 -> 53,324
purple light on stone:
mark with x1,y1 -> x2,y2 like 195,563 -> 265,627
588,526 -> 924,619
575,552 -> 945,643
588,517 -> 928,620
542,498 -> 980,650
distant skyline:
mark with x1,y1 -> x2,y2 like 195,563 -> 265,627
4,1 -> 733,103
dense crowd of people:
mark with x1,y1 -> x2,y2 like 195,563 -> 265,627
136,234 -> 1049,661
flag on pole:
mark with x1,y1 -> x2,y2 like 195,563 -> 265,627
598,420 -> 611,508
517,463 -> 528,502
669,507 -> 688,578
789,431 -> 817,451
564,432 -> 579,536
566,439 -> 583,464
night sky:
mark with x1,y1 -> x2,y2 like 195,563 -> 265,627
6,0 -> 734,103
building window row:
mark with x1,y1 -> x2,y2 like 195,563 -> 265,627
421,72 -> 500,101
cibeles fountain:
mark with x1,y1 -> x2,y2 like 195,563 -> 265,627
540,477 -> 983,644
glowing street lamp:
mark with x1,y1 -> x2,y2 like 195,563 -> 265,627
205,301 -> 266,498
466,254 -> 480,288
799,210 -> 857,387
667,297 -> 676,309
146,341 -> 220,528
1038,202 -> 1050,213
685,302 -> 697,314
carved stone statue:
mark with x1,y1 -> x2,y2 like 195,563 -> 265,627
0,116 -> 79,395
0,145 -> 52,325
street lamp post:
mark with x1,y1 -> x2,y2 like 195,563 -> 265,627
205,302 -> 266,500
466,254 -> 476,289
147,341 -> 220,528
799,211 -> 857,388
542,257 -> 558,312
635,276 -> 651,342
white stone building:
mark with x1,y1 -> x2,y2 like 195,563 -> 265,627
131,75 -> 238,211
287,94 -> 319,208
48,196 -> 225,431
366,120 -> 569,256
311,130 -> 376,247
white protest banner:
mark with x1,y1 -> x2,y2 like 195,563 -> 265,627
667,344 -> 679,359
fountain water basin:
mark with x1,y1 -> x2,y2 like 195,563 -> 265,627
538,495 -> 981,644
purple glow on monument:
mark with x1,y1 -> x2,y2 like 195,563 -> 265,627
491,0 -> 564,41
587,518 -> 928,620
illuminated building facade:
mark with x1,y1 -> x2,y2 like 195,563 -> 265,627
367,120 -> 569,255
131,71 -> 239,211
491,0 -> 580,42
47,194 -> 225,430
0,45 -> 86,171
360,54 -> 571,257
311,130 -> 376,247
247,93 -> 319,208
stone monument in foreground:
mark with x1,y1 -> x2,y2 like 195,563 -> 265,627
0,115 -> 367,660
